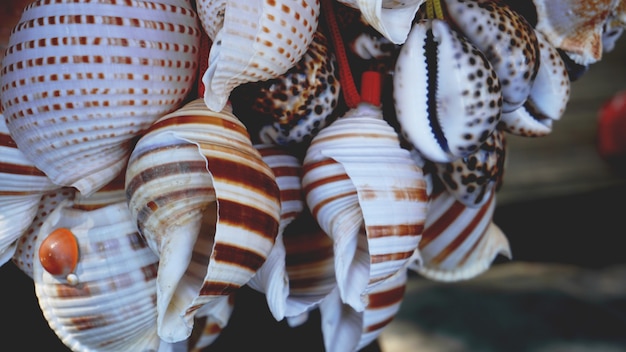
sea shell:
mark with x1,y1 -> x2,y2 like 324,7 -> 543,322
532,0 -> 620,65
433,128 -> 506,208
230,30 -> 341,148
500,31 -> 571,137
33,200 -> 161,351
334,0 -> 426,44
188,294 -> 236,351
0,0 -> 201,195
410,183 -> 511,281
302,91 -> 427,312
125,98 -> 281,342
442,0 -> 541,113
393,19 -> 502,163
319,268 -> 407,352
0,114 -> 58,265
199,0 -> 321,112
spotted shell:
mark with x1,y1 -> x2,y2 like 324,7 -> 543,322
409,184 -> 511,281
302,101 -> 426,312
125,98 -> 281,343
433,128 -> 506,208
200,0 -> 321,112
0,0 -> 201,196
393,19 -> 502,163
442,0 -> 540,113
335,0 -> 426,44
230,30 -> 341,148
33,201 -> 161,351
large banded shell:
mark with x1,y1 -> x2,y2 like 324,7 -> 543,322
125,99 -> 281,342
410,184 -> 511,281
33,201 -> 161,351
302,101 -> 427,312
394,19 -> 502,163
442,0 -> 540,113
335,0 -> 426,44
199,0 -> 321,112
0,0 -> 201,195
1,114 -> 58,265
319,269 -> 407,352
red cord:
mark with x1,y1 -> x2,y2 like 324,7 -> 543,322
321,0 -> 361,109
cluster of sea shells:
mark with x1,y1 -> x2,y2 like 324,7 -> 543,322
1,0 -> 624,351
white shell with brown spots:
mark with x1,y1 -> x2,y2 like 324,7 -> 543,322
394,19 -> 502,163
433,128 -> 506,208
201,0 -> 320,112
229,31 -> 341,147
443,0 -> 540,113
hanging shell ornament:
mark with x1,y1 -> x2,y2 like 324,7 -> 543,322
394,19 -> 503,163
198,0 -> 321,112
33,200 -> 161,351
0,0 -> 201,195
125,98 -> 281,342
500,30 -> 571,137
302,72 -> 427,312
230,30 -> 341,149
335,0 -> 426,44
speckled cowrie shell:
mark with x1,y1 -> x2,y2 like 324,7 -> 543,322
394,19 -> 503,163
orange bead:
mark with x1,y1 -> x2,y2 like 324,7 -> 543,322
39,228 -> 79,276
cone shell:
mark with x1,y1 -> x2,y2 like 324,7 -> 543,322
302,102 -> 427,312
411,185 -> 511,281
319,269 -> 407,352
0,0 -> 201,195
125,99 -> 281,342
394,19 -> 502,163
200,0 -> 321,112
33,201 -> 161,352
335,0 -> 426,44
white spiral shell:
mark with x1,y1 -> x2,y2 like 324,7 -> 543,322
0,0 -> 201,195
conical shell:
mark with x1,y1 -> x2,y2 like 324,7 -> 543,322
200,0 -> 321,112
393,19 -> 502,163
125,99 -> 281,342
302,102 -> 427,312
33,201 -> 161,352
410,185 -> 511,281
0,0 -> 201,195
335,0 -> 426,44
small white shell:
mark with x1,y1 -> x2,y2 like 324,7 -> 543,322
34,201 -> 161,352
0,0 -> 201,195
394,19 -> 502,163
200,0 -> 321,112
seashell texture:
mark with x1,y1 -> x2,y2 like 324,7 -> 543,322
500,31 -> 571,137
410,183 -> 511,281
0,114 -> 59,265
0,0 -> 201,195
187,295 -> 236,351
200,0 -> 321,112
394,19 -> 502,163
33,201 -> 161,352
125,98 -> 281,342
442,0 -> 541,113
433,128 -> 506,207
230,31 -> 341,148
195,0 -> 227,42
335,0 -> 426,44
532,0 -> 621,65
302,94 -> 427,312
319,268 -> 407,352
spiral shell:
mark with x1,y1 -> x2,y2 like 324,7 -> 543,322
302,101 -> 427,312
394,19 -> 502,163
33,201 -> 161,352
200,0 -> 321,112
410,185 -> 511,281
0,0 -> 201,195
125,99 -> 281,342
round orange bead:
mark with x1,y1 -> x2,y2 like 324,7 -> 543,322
38,228 -> 79,276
